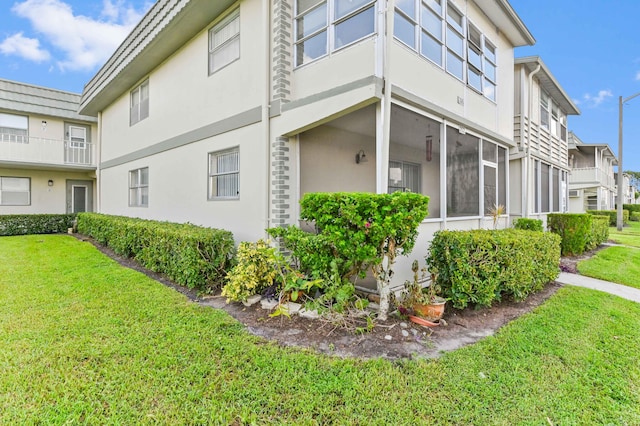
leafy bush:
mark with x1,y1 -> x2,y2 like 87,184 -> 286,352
631,212 -> 640,222
426,229 -> 560,309
586,215 -> 610,251
547,213 -> 592,256
269,192 -> 429,319
222,240 -> 281,303
587,209 -> 629,226
0,214 -> 76,236
513,218 -> 543,232
623,204 -> 640,215
77,213 -> 234,291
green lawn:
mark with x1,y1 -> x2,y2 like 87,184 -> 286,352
2,235 -> 640,424
609,221 -> 640,248
578,246 -> 640,289
576,222 -> 640,288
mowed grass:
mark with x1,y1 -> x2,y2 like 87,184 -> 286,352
2,235 -> 640,424
578,246 -> 640,289
609,221 -> 640,248
577,222 -> 640,288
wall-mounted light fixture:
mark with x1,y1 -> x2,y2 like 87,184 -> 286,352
41,120 -> 47,131
355,149 -> 367,164
48,179 -> 54,187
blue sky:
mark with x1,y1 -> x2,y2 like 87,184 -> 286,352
1,0 -> 640,171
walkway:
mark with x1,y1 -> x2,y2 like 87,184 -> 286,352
556,272 -> 640,303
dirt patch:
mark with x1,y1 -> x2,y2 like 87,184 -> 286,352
79,235 -> 566,360
558,244 -> 608,274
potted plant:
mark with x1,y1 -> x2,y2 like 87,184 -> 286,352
399,260 -> 446,322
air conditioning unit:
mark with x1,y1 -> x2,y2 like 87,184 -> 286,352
569,189 -> 581,198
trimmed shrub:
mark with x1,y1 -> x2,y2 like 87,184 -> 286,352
623,204 -> 640,215
631,212 -> 640,222
547,213 -> 592,256
0,214 -> 76,236
222,240 -> 281,303
77,213 -> 235,291
513,217 -> 543,232
587,209 -> 629,226
586,215 -> 610,250
270,192 -> 430,281
426,229 -> 560,309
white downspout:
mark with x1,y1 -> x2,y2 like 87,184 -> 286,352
525,64 -> 541,218
96,111 -> 102,213
263,0 -> 271,238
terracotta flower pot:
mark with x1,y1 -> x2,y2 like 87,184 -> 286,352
412,296 -> 446,321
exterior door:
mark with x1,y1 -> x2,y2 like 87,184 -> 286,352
66,180 -> 93,213
72,185 -> 88,213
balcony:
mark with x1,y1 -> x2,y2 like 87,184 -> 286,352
569,167 -> 616,189
0,135 -> 96,169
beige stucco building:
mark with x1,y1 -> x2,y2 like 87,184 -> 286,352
78,0 -> 543,283
567,131 -> 617,212
0,79 -> 97,214
511,56 -> 580,225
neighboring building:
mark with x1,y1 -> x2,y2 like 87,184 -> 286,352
511,56 -> 580,224
0,79 -> 97,214
79,0 -> 534,283
567,131 -> 617,212
616,172 -> 637,206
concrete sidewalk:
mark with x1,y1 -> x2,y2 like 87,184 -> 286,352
556,272 -> 640,303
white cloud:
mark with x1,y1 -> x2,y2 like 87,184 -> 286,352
580,89 -> 613,108
635,71 -> 640,81
0,32 -> 51,62
10,0 -> 150,71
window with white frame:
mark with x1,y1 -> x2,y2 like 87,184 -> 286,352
540,90 -> 550,130
533,160 -> 564,213
129,167 -> 149,207
388,160 -> 421,193
68,126 -> 87,148
294,0 -> 376,67
209,9 -> 240,74
482,141 -> 507,215
560,113 -> 567,142
0,113 -> 28,143
393,1 -> 496,100
208,148 -> 239,199
0,176 -> 30,206
130,80 -> 149,126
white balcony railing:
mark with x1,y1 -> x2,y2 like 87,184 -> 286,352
0,136 -> 95,167
569,167 -> 616,189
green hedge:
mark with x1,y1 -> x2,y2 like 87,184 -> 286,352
631,212 -> 640,222
547,213 -> 592,256
269,192 -> 430,281
586,215 -> 610,251
587,209 -> 629,226
77,213 -> 235,291
426,229 -> 560,309
623,204 -> 640,214
0,214 -> 76,236
513,218 -> 543,232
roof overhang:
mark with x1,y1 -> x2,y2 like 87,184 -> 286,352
476,0 -> 535,47
79,0 -> 236,116
570,142 -> 618,165
516,56 -> 580,115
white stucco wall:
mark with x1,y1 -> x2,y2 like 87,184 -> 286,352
98,123 -> 266,244
0,168 -> 95,214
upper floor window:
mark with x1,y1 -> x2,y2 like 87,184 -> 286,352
393,1 -> 496,101
68,126 -> 87,148
130,80 -> 149,126
0,113 -> 28,143
294,0 -> 376,67
539,90 -> 550,130
129,167 -> 149,207
208,148 -> 239,200
209,9 -> 240,74
0,176 -> 30,206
